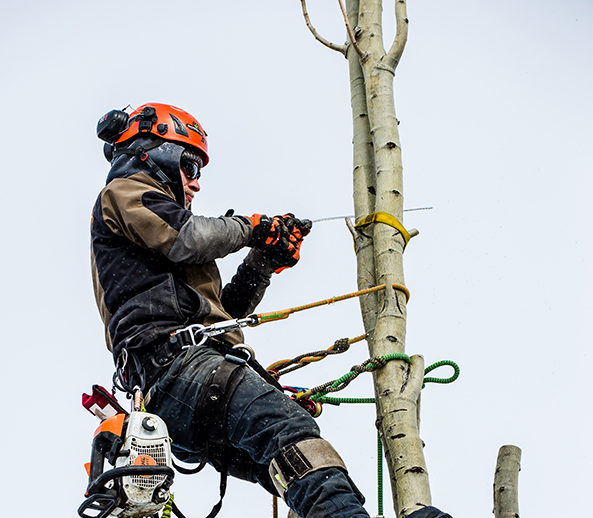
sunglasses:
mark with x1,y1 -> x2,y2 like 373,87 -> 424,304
180,158 -> 202,180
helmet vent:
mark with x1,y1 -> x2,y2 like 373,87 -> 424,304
170,113 -> 188,137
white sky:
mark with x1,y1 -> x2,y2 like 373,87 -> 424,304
1,1 -> 592,517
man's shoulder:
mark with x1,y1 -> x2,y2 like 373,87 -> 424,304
102,172 -> 175,199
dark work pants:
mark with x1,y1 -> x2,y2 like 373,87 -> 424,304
145,345 -> 369,518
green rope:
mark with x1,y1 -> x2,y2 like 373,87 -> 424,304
318,396 -> 375,405
309,356 -> 459,402
423,359 -> 460,386
308,353 -> 410,401
377,431 -> 383,516
307,359 -> 459,517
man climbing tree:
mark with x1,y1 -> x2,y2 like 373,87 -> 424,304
90,102 -> 371,518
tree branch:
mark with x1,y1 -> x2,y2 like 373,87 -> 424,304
300,0 -> 347,56
384,0 -> 409,72
337,0 -> 366,59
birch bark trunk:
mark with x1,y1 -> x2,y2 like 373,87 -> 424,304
352,1 -> 431,515
300,1 -> 434,515
493,445 -> 521,518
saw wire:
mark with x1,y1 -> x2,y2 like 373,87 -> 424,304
311,206 -> 433,223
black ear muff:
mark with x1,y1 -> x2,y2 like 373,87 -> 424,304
103,143 -> 114,162
97,110 -> 130,143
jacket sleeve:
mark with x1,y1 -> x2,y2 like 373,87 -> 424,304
100,176 -> 252,264
221,249 -> 274,318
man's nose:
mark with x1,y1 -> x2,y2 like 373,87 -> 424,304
187,178 -> 200,192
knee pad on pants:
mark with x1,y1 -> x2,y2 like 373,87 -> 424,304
269,438 -> 347,500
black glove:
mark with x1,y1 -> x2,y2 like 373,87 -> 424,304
247,214 -> 283,249
266,214 -> 312,273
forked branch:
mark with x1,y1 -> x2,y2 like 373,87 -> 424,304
300,0 -> 347,56
337,0 -> 365,59
384,0 -> 409,72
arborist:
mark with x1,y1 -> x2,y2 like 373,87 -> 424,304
91,102 -> 370,518
91,102 -> 451,518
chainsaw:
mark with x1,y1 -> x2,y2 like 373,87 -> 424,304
78,385 -> 175,518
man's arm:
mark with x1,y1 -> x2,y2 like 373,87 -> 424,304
100,175 -> 251,263
221,249 -> 275,318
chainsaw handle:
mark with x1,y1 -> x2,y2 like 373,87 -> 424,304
87,465 -> 175,495
88,430 -> 123,489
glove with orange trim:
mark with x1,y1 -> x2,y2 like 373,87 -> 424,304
247,214 -> 283,250
266,214 -> 313,273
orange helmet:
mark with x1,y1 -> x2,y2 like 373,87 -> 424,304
116,103 -> 209,165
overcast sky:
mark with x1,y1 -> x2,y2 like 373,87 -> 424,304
1,1 -> 591,517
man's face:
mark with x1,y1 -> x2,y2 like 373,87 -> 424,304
180,156 -> 202,209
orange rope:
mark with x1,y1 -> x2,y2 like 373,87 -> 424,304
266,334 -> 367,373
250,283 -> 410,326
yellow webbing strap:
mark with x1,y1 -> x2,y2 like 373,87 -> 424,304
354,211 -> 411,245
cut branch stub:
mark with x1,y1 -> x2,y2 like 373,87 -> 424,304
493,445 -> 522,518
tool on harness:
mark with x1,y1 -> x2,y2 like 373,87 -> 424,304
83,384 -> 128,420
78,393 -> 174,518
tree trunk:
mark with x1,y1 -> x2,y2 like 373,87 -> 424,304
351,1 -> 431,515
493,445 -> 521,518
302,1 -> 434,515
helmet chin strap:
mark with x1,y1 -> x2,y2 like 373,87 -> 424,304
113,141 -> 171,184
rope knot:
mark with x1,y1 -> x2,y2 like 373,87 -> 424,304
333,338 -> 350,352
371,357 -> 387,369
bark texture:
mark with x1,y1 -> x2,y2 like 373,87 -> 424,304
493,445 -> 521,518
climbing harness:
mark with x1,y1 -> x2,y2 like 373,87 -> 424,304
83,281 -> 459,518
